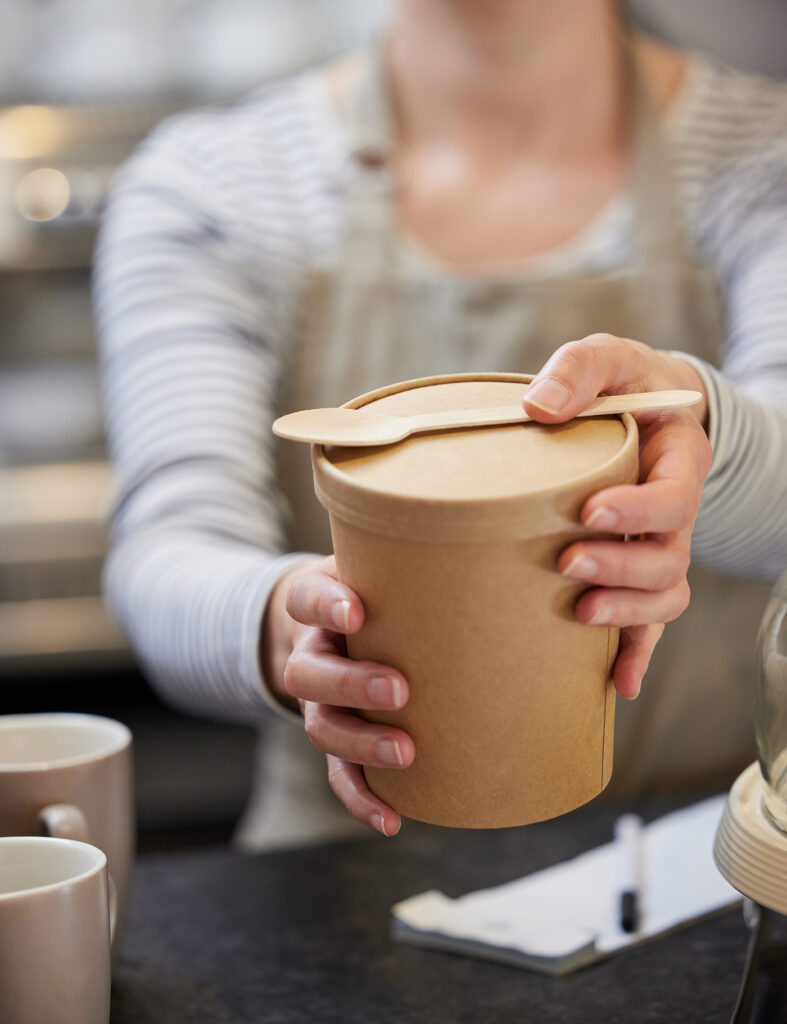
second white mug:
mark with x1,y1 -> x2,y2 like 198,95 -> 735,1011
0,836 -> 113,1024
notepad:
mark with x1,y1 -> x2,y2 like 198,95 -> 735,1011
391,796 -> 740,975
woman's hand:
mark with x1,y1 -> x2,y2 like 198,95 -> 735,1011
523,333 -> 713,699
263,557 -> 413,837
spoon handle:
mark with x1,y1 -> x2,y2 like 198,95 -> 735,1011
406,390 -> 702,433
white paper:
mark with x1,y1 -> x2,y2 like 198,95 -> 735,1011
392,796 -> 740,971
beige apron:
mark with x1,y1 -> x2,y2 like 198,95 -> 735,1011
235,47 -> 771,848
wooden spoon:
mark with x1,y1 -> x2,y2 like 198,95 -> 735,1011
273,389 -> 702,447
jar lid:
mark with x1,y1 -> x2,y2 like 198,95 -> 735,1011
313,373 -> 638,543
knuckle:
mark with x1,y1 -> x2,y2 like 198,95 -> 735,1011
284,569 -> 312,615
667,562 -> 689,592
320,589 -> 336,621
349,736 -> 369,766
282,578 -> 300,617
302,705 -> 326,750
289,589 -> 318,627
582,332 -> 616,350
579,334 -> 617,381
660,488 -> 694,532
327,728 -> 364,768
660,565 -> 683,591
659,539 -> 691,588
665,580 -> 691,622
541,339 -> 592,388
333,661 -> 356,705
282,651 -> 302,697
563,338 -> 598,374
678,489 -> 697,528
625,506 -> 649,535
326,757 -> 344,791
675,543 -> 692,579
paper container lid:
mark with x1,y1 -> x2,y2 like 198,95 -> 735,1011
313,373 -> 637,543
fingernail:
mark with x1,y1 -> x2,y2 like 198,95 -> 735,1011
586,604 -> 610,626
368,675 -> 402,708
526,377 -> 572,414
562,554 -> 598,580
585,507 -> 619,532
332,599 -> 352,631
371,813 -> 389,836
377,738 -> 405,766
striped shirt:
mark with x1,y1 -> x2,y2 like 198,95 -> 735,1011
93,53 -> 787,726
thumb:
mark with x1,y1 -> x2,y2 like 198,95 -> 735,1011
523,334 -> 653,423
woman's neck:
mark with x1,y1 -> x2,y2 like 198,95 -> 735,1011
388,0 -> 627,166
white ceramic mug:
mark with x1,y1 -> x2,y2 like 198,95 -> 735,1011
0,836 -> 113,1024
0,713 -> 134,951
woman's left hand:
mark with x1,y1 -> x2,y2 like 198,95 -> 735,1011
523,333 -> 713,700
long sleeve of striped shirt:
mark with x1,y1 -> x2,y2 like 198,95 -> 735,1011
94,116 -> 315,724
94,55 -> 787,726
678,142 -> 787,576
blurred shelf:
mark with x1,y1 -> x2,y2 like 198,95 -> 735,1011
0,595 -> 129,671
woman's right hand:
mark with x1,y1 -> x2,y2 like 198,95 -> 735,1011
267,556 -> 414,837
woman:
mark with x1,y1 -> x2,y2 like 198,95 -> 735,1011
95,1 -> 787,846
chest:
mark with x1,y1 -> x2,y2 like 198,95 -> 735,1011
398,146 -> 627,267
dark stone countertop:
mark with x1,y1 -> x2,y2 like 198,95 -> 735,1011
110,795 -> 780,1024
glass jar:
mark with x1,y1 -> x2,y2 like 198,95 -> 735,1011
756,569 -> 787,834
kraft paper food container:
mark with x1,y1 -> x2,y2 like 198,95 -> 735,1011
312,373 -> 639,828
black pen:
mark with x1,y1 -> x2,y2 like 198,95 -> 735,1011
615,813 -> 643,933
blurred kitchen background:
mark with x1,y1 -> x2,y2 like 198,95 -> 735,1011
1,0 -> 785,852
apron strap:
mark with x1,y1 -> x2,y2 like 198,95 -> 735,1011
625,44 -> 693,265
339,40 -> 394,163
335,42 -> 399,263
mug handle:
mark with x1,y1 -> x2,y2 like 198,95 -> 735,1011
38,804 -> 117,943
37,803 -> 90,843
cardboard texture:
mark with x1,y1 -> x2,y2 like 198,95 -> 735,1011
313,374 -> 639,828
